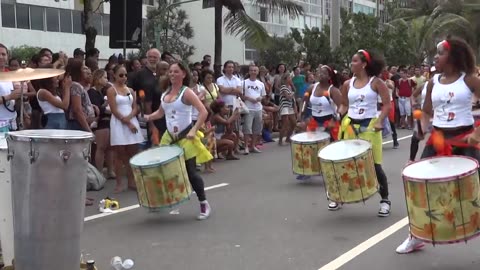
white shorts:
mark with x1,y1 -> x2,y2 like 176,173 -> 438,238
280,107 -> 295,116
398,97 -> 411,116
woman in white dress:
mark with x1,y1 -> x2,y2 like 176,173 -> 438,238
107,65 -> 144,193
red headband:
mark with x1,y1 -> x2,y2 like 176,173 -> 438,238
358,50 -> 371,64
438,40 -> 451,51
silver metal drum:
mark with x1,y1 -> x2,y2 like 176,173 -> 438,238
0,136 -> 13,265
7,130 -> 93,270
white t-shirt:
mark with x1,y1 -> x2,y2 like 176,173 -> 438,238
243,79 -> 266,111
0,81 -> 16,121
217,75 -> 242,106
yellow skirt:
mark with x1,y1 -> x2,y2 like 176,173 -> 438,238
339,117 -> 383,164
160,131 -> 213,164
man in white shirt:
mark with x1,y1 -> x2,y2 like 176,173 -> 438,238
216,60 -> 242,107
242,65 -> 266,154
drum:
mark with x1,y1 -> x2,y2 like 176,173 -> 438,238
318,139 -> 378,204
130,145 -> 192,210
7,129 -> 93,270
403,156 -> 480,245
290,131 -> 330,176
0,136 -> 13,266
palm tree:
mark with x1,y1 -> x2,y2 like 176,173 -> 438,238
213,0 -> 303,76
388,0 -> 479,62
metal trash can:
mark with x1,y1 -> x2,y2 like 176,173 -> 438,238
7,130 -> 93,270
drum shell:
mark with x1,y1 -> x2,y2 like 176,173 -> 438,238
131,148 -> 192,210
7,132 -> 92,270
291,138 -> 329,176
320,141 -> 378,204
0,137 -> 13,265
403,159 -> 480,244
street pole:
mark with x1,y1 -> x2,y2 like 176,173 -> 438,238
330,0 -> 340,49
123,0 -> 127,57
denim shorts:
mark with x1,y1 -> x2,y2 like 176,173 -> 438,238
44,113 -> 67,129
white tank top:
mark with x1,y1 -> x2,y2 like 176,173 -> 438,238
432,73 -> 474,128
421,81 -> 428,108
161,86 -> 192,135
347,77 -> 378,119
37,90 -> 64,114
310,83 -> 335,117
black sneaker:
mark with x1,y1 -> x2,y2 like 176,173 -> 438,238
378,199 -> 391,217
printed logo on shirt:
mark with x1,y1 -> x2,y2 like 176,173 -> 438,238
247,85 -> 260,91
447,112 -> 455,122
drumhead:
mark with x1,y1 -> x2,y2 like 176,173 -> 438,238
7,129 -> 93,140
291,131 -> 330,143
318,139 -> 371,161
130,145 -> 184,167
403,156 -> 478,181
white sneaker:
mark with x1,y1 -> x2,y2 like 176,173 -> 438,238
244,148 -> 249,155
328,201 -> 342,211
396,236 -> 425,254
378,200 -> 391,217
197,200 -> 211,220
251,147 -> 262,153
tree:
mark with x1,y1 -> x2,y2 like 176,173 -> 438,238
291,26 -> 332,68
214,0 -> 303,77
9,45 -> 42,61
333,10 -> 386,68
388,0 -> 478,60
145,0 -> 195,61
257,35 -> 300,68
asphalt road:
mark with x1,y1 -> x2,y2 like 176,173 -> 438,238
80,129 -> 480,270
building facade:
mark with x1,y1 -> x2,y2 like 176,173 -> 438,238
184,0 -> 385,64
0,0 -> 153,60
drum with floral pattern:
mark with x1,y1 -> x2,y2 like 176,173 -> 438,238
130,146 -> 192,210
290,131 -> 330,176
318,139 -> 378,203
403,156 -> 480,244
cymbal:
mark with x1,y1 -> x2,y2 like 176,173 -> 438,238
0,68 -> 65,82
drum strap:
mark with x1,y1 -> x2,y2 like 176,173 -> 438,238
427,128 -> 480,156
169,123 -> 193,145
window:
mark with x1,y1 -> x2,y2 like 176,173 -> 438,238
30,6 -> 45,31
92,13 -> 102,35
72,10 -> 83,34
143,0 -> 154,5
46,8 -> 59,32
259,7 -> 268,22
102,14 -> 110,36
202,0 -> 214,9
60,9 -> 72,33
16,4 -> 30,29
1,3 -> 15,28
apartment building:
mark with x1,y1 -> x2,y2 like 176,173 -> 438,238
0,0 -> 154,60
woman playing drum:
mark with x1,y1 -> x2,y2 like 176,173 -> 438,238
396,38 -> 480,253
297,67 -> 342,179
145,62 -> 213,220
337,50 -> 392,216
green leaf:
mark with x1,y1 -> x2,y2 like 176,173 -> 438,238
250,0 -> 304,17
223,10 -> 271,47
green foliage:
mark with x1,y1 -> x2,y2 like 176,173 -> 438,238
257,35 -> 300,68
9,45 -> 42,62
145,0 -> 195,61
291,26 -> 332,67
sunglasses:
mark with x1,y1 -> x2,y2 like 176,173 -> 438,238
118,73 -> 127,78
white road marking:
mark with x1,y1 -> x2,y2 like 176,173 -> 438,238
84,183 -> 229,222
382,135 -> 412,145
318,217 -> 409,270
316,134 -> 414,270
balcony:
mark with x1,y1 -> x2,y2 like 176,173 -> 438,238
257,21 -> 289,37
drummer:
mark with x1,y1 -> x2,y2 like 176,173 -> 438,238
338,49 -> 392,216
297,65 -> 342,184
144,62 -> 213,220
397,38 -> 480,254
